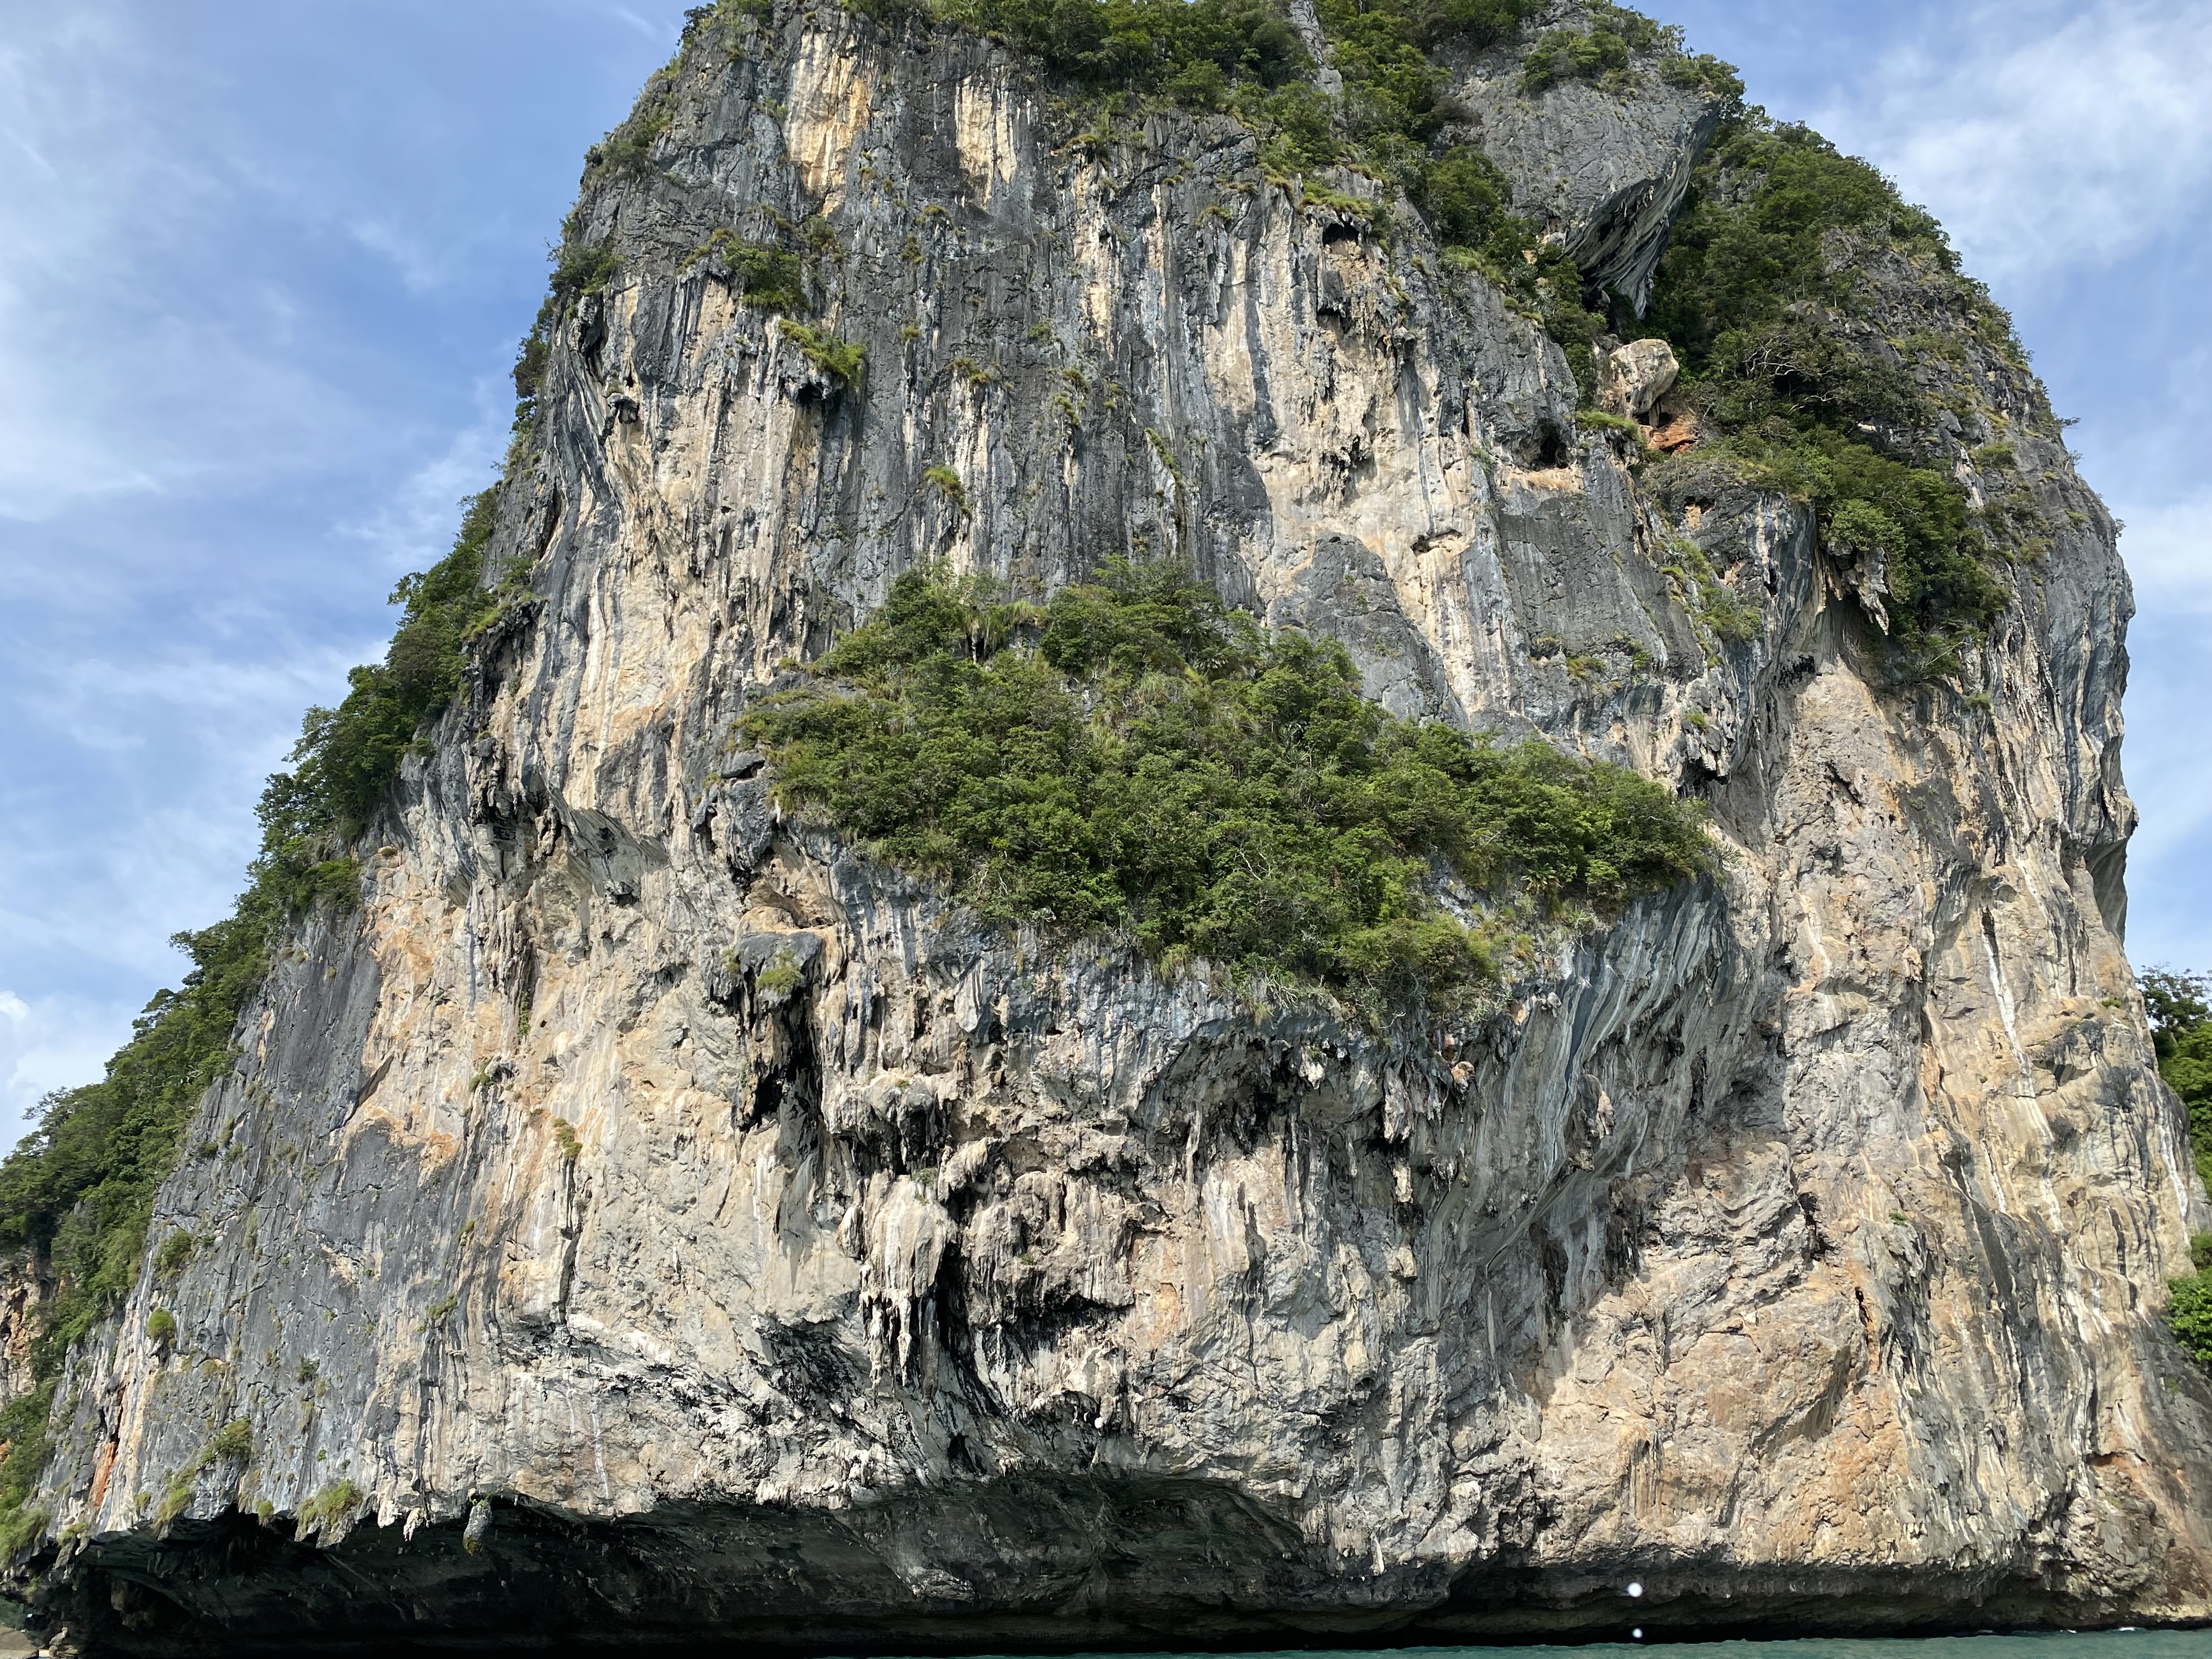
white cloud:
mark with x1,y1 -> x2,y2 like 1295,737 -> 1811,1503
0,989 -> 134,1147
602,5 -> 673,40
0,0 -> 682,1156
1814,0 -> 2212,290
336,383 -> 515,583
2121,495 -> 2212,616
2113,494 -> 2212,952
346,216 -> 457,296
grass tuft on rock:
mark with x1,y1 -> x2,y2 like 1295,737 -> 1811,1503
741,562 -> 1713,1017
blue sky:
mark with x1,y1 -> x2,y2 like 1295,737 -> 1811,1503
1,0 -> 2205,1141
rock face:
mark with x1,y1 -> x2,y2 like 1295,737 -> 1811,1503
15,3 -> 2212,1652
1448,2 -> 1724,315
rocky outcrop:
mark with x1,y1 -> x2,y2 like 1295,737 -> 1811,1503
1448,2 -> 1724,314
11,2 -> 2211,1652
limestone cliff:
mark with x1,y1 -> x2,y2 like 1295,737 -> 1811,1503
12,0 -> 2212,1650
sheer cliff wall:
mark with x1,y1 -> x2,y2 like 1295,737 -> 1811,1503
18,2 -> 2212,1650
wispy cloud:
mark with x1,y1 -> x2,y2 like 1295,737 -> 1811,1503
1814,0 -> 2212,290
2121,496 -> 2212,617
0,0 -> 675,1146
0,987 -> 132,1136
602,5 -> 674,40
337,382 -> 516,583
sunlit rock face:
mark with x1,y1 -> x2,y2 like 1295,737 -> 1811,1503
17,1 -> 2212,1651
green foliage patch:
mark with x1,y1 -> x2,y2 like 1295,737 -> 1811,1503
0,1384 -> 52,1560
512,238 -> 620,432
1521,9 -> 1654,94
810,0 -> 1624,371
297,1477 -> 365,1541
152,1420 -> 252,1530
896,0 -> 1314,105
1640,117 -> 2011,672
586,74 -> 677,183
546,241 -> 621,317
259,489 -> 515,848
1412,144 -> 1605,399
687,229 -> 810,314
777,320 -> 868,386
921,464 -> 970,514
741,563 -> 1712,1015
153,1229 -> 196,1276
2141,972 -> 2212,1370
2145,970 -> 2212,1189
2171,1266 -> 2212,1373
0,896 -> 275,1378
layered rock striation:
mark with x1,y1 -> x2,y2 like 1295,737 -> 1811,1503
10,0 -> 2212,1650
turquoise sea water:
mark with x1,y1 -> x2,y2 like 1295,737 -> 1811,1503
104,1635 -> 2212,1659
1019,1640 -> 2212,1659
46,1635 -> 2209,1659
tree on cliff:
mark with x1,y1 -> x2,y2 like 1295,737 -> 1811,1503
2145,969 -> 2212,1369
2143,968 -> 2212,1183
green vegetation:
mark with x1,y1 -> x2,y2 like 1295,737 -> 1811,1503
512,237 -> 620,431
2143,972 -> 2212,1369
0,1385 -> 53,1560
585,65 -> 678,183
872,0 -> 1316,106
296,1477 -> 365,1541
1412,145 -> 1605,399
1656,538 -> 1760,648
154,1229 -> 196,1276
1513,3 -> 1739,99
687,229 -> 809,314
1640,117 -> 2011,672
1521,8 -> 1656,93
145,1308 -> 177,1346
2171,1259 -> 2212,1372
2145,970 -> 2212,1187
259,490 -> 517,847
0,899 -> 276,1377
777,319 -> 867,387
153,1423 -> 250,1530
812,0 -> 1641,374
921,464 -> 970,514
754,952 -> 806,1001
546,240 -> 621,318
741,563 -> 1712,1015
154,1473 -> 194,1530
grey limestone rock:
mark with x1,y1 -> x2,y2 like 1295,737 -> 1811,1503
1446,3 -> 1727,313
8,3 -> 2210,1652
1599,337 -> 1679,417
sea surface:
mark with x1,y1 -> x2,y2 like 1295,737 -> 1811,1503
10,1637 -> 2209,1659
970,1639 -> 2212,1659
